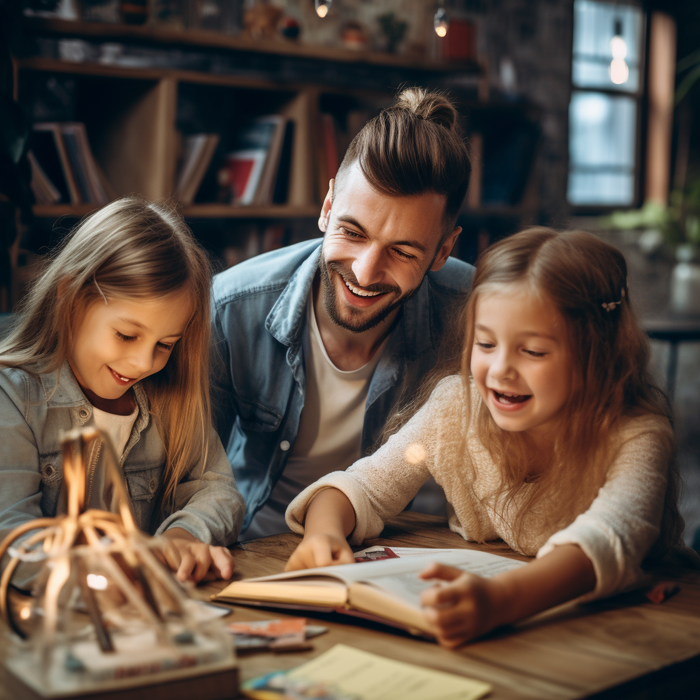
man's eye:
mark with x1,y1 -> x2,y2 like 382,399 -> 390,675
116,332 -> 136,342
342,228 -> 362,238
394,248 -> 415,260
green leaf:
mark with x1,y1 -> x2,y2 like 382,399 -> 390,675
675,63 -> 700,106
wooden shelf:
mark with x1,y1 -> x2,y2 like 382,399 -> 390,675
33,204 -> 320,220
23,17 -> 482,75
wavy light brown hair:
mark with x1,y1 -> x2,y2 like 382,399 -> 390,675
462,227 -> 681,551
336,87 -> 471,238
0,197 -> 213,508
386,227 -> 682,554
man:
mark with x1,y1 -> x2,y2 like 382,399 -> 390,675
212,88 -> 474,539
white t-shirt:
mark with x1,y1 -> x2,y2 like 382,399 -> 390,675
244,296 -> 387,539
56,401 -> 139,517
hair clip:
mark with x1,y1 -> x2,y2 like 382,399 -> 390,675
94,278 -> 109,306
602,287 -> 626,312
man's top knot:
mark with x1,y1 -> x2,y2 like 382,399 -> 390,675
395,87 -> 458,132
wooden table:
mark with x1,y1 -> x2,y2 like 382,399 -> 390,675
2,513 -> 699,700
192,513 -> 700,700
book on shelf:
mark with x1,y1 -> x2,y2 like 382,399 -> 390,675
224,116 -> 284,206
253,117 -> 288,205
212,548 -> 525,638
28,151 -> 61,205
176,133 -> 221,206
32,123 -> 80,204
60,122 -> 111,205
31,122 -> 113,206
272,120 -> 295,205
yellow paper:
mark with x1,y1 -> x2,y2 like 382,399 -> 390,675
286,643 -> 491,700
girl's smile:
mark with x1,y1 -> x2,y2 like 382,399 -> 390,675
471,283 -> 573,441
69,291 -> 192,414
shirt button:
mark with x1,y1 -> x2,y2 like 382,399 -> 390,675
280,440 -> 291,452
149,478 -> 158,493
78,408 -> 90,420
43,464 -> 54,477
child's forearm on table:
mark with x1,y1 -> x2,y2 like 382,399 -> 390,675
303,488 -> 356,539
492,544 -> 597,628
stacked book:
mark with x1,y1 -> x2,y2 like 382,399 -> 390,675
30,123 -> 113,205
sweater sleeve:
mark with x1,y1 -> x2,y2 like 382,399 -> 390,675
536,416 -> 674,600
156,425 -> 245,547
286,376 -> 463,544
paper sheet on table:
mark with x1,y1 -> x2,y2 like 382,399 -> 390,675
286,643 -> 491,700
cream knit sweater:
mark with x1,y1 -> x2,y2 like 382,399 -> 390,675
286,375 -> 679,600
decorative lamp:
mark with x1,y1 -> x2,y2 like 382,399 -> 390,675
0,427 -> 237,700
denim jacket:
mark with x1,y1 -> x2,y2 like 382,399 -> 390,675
0,363 -> 245,586
211,239 -> 474,532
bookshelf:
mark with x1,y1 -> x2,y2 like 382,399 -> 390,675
14,16 -> 538,275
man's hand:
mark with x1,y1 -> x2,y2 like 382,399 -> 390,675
157,528 -> 235,584
285,533 -> 355,571
419,562 -> 505,648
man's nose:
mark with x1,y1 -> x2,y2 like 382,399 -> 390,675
352,246 -> 384,288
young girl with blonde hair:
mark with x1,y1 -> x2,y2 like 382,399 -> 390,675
0,197 -> 244,587
284,227 -> 689,647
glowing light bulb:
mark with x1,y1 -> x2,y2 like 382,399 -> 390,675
87,573 -> 109,591
609,18 -> 628,85
315,0 -> 331,18
434,7 -> 449,38
19,606 -> 31,620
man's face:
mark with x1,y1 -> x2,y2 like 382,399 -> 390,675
318,163 -> 461,334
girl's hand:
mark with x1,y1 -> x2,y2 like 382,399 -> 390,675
158,528 -> 235,584
419,562 -> 505,648
285,533 -> 355,571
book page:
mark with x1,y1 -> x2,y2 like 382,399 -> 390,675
362,552 -> 526,609
285,643 -> 491,700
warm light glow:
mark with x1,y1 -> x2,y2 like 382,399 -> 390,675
610,58 -> 629,84
87,573 -> 109,591
434,8 -> 450,38
405,443 -> 427,464
315,1 -> 330,19
19,606 -> 31,620
610,35 -> 627,60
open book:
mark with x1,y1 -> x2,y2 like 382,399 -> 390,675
213,549 -> 526,637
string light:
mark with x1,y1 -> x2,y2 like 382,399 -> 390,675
610,18 -> 629,85
315,0 -> 331,19
434,7 -> 450,38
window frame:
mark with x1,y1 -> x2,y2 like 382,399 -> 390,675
567,0 -> 648,213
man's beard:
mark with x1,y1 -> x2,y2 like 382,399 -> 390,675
318,257 -> 419,334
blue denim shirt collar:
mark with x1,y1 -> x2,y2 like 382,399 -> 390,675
40,362 -> 150,439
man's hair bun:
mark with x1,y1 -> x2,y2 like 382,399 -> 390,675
394,87 -> 458,131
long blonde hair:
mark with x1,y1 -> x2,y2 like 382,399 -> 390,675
0,196 -> 213,508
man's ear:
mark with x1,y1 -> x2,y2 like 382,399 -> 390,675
430,227 -> 462,271
318,179 -> 334,233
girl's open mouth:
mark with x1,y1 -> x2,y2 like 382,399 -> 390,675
492,390 -> 532,406
108,367 -> 135,385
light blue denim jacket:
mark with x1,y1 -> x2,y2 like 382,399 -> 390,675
211,239 -> 474,532
0,363 -> 245,587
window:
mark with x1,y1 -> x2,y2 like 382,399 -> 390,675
568,0 -> 645,207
